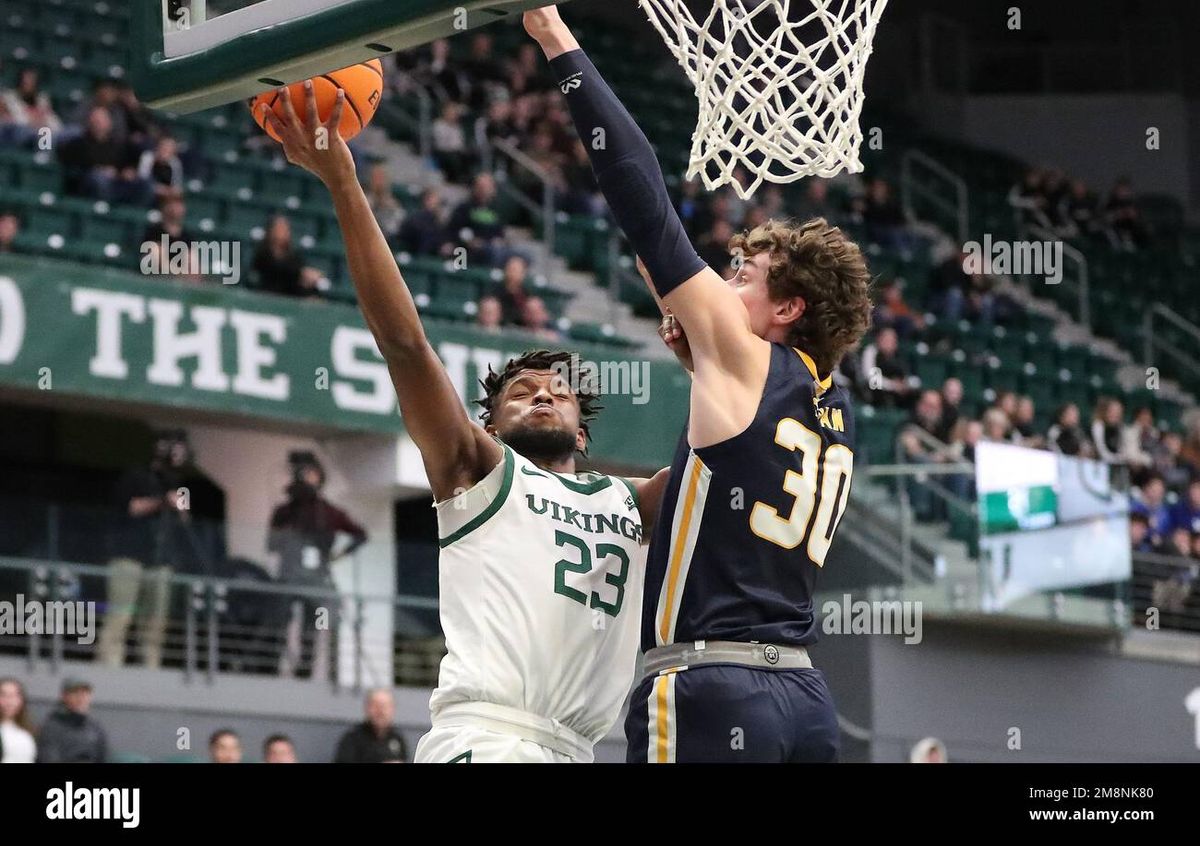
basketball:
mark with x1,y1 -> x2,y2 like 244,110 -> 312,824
250,59 -> 385,142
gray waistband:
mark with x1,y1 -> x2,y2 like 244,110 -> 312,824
642,640 -> 813,678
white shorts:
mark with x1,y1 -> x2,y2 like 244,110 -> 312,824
414,724 -> 579,763
414,702 -> 594,763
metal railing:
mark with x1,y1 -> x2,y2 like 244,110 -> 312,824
1026,222 -> 1091,331
1131,550 -> 1200,633
489,137 -> 556,276
0,554 -> 444,692
1142,302 -> 1200,386
900,148 -> 969,244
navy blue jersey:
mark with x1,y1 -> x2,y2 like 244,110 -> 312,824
642,343 -> 856,650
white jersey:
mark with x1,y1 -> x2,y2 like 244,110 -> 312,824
428,441 -> 645,747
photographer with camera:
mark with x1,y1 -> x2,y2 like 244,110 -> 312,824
268,452 -> 368,681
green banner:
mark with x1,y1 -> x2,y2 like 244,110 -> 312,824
980,485 -> 1058,534
0,254 -> 688,469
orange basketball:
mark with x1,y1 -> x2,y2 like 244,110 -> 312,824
250,59 -> 384,142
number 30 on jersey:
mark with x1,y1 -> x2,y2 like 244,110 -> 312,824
749,418 -> 853,566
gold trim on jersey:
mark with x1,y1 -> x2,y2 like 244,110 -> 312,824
793,347 -> 833,395
654,452 -> 710,647
648,670 -> 679,763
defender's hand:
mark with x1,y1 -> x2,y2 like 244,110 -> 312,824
660,312 -> 694,373
259,81 -> 356,187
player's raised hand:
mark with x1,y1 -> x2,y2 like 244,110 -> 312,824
259,80 -> 356,187
524,5 -> 579,59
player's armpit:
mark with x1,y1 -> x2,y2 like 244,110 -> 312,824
384,345 -> 503,501
630,467 -> 672,539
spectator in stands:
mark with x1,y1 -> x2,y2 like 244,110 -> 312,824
364,163 -> 404,241
854,178 -> 908,249
981,407 -> 1012,443
860,327 -> 913,408
1129,513 -> 1155,553
519,129 -> 569,203
926,250 -> 969,323
1012,395 -> 1043,448
0,677 -> 37,764
476,294 -> 503,333
1059,178 -> 1100,240
872,278 -> 925,339
36,678 -> 107,763
1122,406 -> 1158,474
1104,177 -> 1149,250
397,188 -> 450,257
268,452 -> 368,681
561,138 -> 603,216
1047,402 -> 1091,457
759,185 -> 785,219
253,215 -> 322,298
416,39 -> 469,105
898,389 -> 949,519
475,98 -> 517,154
520,296 -> 562,342
1090,397 -> 1125,463
463,32 -> 505,106
1181,416 -> 1200,475
209,729 -> 242,764
1131,474 -> 1172,545
334,688 -> 408,763
938,377 -> 964,442
1169,479 -> 1200,536
114,82 -> 157,150
742,204 -> 768,231
793,178 -> 835,223
431,101 -> 471,183
448,173 -> 506,265
58,106 -> 153,205
949,418 -> 984,465
73,79 -> 127,144
140,196 -> 194,256
263,734 -> 298,763
97,430 -> 196,669
137,135 -> 184,204
696,219 -> 734,276
1008,167 -> 1053,232
0,67 -> 62,147
1039,168 -> 1070,231
1155,430 -> 1191,491
496,254 -> 530,326
0,212 -> 19,254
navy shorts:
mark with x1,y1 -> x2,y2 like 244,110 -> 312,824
624,664 -> 839,763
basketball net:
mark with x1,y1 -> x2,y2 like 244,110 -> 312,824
641,0 -> 888,199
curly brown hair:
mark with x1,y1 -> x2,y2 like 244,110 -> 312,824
476,350 -> 603,453
729,217 -> 873,376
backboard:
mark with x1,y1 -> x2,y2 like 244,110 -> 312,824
132,0 -> 561,114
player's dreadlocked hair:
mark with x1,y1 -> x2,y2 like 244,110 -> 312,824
476,350 -> 603,453
729,217 -> 873,376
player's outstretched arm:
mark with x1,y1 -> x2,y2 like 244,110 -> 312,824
260,86 -> 501,500
525,7 -> 769,437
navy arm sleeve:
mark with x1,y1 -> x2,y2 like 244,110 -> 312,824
549,49 -> 706,296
